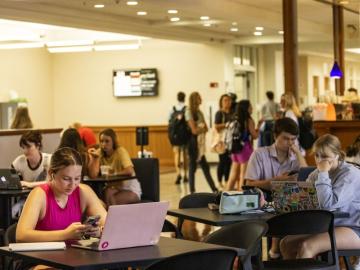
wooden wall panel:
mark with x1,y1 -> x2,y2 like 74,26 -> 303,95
89,125 -> 174,167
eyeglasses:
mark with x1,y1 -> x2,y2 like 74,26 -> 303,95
315,154 -> 338,162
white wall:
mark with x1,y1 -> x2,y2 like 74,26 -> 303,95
0,49 -> 53,128
52,39 -> 231,127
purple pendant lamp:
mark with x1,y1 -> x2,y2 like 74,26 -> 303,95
330,61 -> 343,79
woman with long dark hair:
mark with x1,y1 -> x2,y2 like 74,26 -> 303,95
186,92 -> 217,193
226,100 -> 259,190
214,94 -> 232,187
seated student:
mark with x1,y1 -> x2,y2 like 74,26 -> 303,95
244,117 -> 307,259
94,128 -> 141,206
12,130 -> 51,188
16,147 -> 107,244
280,134 -> 360,259
244,117 -> 307,191
345,134 -> 360,168
58,128 -> 98,179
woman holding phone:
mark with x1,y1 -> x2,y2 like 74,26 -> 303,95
16,147 -> 107,244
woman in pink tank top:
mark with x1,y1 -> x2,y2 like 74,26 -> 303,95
16,147 -> 107,243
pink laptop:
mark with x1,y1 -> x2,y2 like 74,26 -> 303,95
72,201 -> 169,251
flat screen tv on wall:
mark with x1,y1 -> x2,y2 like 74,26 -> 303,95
113,68 -> 158,97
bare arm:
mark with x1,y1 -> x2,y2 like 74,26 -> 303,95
248,118 -> 259,139
20,180 -> 47,188
87,148 -> 100,178
80,184 -> 107,226
290,144 -> 308,167
16,188 -> 87,242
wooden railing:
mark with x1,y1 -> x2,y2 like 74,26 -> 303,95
89,125 -> 174,167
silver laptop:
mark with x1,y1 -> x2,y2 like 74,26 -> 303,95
72,201 -> 169,251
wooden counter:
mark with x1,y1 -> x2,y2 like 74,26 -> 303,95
313,120 -> 360,150
0,128 -> 62,167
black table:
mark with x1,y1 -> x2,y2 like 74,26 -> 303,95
0,237 -> 242,270
167,208 -> 349,226
83,175 -> 137,198
0,189 -> 31,229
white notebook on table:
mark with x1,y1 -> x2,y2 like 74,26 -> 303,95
9,242 -> 66,251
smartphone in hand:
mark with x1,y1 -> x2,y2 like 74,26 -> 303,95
84,215 -> 100,227
288,170 -> 299,176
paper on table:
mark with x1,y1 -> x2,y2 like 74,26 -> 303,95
9,242 -> 66,251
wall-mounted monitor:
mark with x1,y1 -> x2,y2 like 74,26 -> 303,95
113,68 -> 158,97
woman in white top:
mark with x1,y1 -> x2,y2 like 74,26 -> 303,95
12,130 -> 51,188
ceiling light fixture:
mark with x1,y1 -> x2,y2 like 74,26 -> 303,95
170,17 -> 180,22
230,27 -> 238,32
137,11 -> 147,15
94,4 -> 105,8
330,61 -> 343,78
339,0 -> 349,4
232,22 -> 237,26
204,23 -> 211,27
255,26 -> 264,31
168,9 -> 178,14
127,1 -> 138,6
46,40 -> 94,47
254,31 -> 262,36
94,44 -> 140,51
48,46 -> 92,53
0,42 -> 44,49
278,30 -> 284,35
200,16 -> 210,20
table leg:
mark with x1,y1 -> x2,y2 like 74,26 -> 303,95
0,197 -> 12,229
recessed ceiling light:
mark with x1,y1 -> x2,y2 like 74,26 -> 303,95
230,27 -> 238,32
254,31 -> 262,36
278,30 -> 284,35
170,17 -> 180,22
94,4 -> 105,8
204,23 -> 211,27
137,11 -> 147,15
255,26 -> 264,31
232,22 -> 237,26
339,0 -> 349,4
200,16 -> 210,20
127,1 -> 138,6
168,9 -> 178,14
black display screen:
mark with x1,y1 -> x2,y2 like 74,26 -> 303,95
113,68 -> 158,97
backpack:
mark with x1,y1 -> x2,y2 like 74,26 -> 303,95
297,116 -> 317,150
168,106 -> 191,146
224,120 -> 244,153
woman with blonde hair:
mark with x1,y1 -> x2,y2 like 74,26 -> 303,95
10,106 -> 33,129
186,92 -> 217,193
280,93 -> 301,124
280,134 -> 360,259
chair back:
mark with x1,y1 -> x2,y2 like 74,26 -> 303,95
179,192 -> 217,209
131,158 -> 159,202
162,219 -> 182,239
204,221 -> 268,269
267,210 -> 339,269
267,210 -> 333,237
4,223 -> 17,245
145,248 -> 237,270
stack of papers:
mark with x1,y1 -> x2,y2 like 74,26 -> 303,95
9,242 -> 66,251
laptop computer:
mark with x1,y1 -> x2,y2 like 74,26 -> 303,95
297,167 -> 316,181
271,181 -> 319,214
72,201 -> 169,251
0,169 -> 23,190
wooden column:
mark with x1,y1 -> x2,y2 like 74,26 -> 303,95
282,0 -> 298,99
333,4 -> 345,96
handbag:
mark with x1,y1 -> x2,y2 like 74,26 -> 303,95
219,190 -> 260,214
210,128 -> 226,154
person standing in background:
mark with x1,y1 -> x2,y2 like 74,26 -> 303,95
186,92 -> 217,193
214,94 -> 232,187
72,122 -> 97,148
10,106 -> 33,129
168,91 -> 189,185
259,91 -> 280,147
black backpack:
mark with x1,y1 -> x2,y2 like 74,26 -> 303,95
168,106 -> 191,146
298,116 -> 317,150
